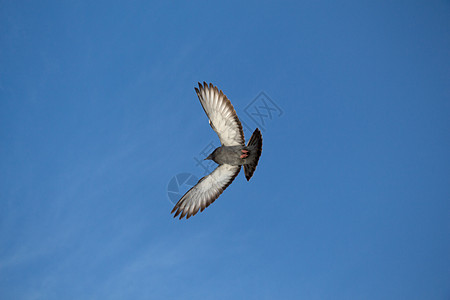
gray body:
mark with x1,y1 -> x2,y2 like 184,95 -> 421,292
205,127 -> 262,182
207,145 -> 259,166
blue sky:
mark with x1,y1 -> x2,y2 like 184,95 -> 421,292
1,1 -> 449,299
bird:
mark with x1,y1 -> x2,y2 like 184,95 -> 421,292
171,82 -> 263,219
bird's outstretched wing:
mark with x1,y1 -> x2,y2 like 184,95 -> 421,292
171,164 -> 241,219
195,82 -> 245,146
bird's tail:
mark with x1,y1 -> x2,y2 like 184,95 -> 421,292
244,128 -> 263,181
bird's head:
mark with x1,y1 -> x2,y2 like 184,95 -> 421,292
204,149 -> 217,160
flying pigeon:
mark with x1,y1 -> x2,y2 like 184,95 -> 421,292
171,82 -> 263,219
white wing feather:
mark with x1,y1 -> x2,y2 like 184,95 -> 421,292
171,164 -> 241,219
195,82 -> 245,146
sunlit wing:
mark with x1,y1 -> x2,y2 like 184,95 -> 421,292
171,164 -> 241,219
195,82 -> 245,146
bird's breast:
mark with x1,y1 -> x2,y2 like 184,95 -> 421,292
213,145 -> 244,166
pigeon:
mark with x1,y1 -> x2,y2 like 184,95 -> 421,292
171,82 -> 263,219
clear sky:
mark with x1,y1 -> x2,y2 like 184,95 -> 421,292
1,1 -> 449,299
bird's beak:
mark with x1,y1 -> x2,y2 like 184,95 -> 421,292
204,154 -> 211,160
